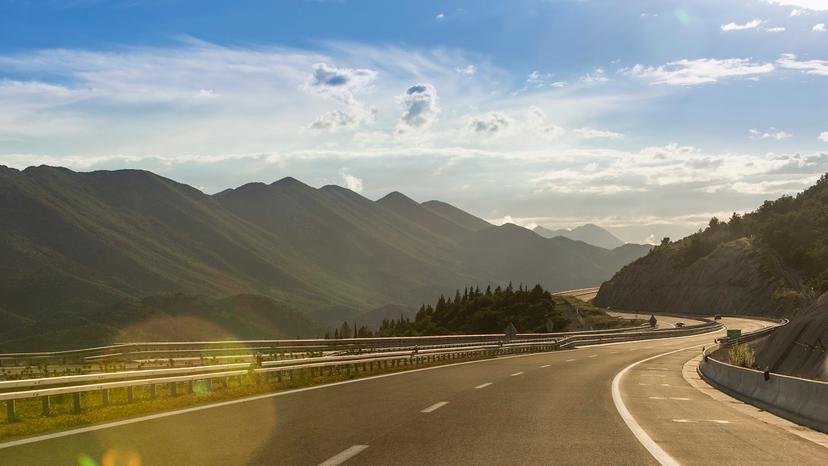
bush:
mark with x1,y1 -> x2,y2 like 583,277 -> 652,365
728,344 -> 756,369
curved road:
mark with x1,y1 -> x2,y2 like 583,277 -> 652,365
1,317 -> 826,465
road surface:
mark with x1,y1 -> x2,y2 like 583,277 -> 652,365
1,317 -> 826,465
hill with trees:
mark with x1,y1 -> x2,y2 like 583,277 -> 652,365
595,173 -> 828,316
335,283 -> 640,338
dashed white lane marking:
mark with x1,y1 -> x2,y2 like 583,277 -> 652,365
510,371 -> 524,376
421,401 -> 449,413
672,419 -> 732,424
588,355 -> 598,358
648,396 -> 691,401
565,359 -> 576,362
318,445 -> 369,466
610,351 -> 619,354
540,364 -> 551,368
474,382 -> 492,389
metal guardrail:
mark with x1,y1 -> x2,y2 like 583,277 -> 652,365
0,319 -> 723,423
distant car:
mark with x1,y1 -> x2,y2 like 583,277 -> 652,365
714,314 -> 722,320
675,322 -> 685,328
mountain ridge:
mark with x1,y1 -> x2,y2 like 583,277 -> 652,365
0,165 -> 652,350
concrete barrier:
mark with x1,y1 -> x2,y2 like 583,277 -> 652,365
699,355 -> 828,433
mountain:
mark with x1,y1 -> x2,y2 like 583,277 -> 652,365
0,165 -> 652,350
595,173 -> 828,316
533,224 -> 625,249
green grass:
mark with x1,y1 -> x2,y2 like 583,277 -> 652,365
0,354 -> 491,441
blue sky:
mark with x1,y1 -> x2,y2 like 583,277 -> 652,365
1,0 -> 827,243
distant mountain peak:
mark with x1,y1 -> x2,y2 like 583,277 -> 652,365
377,191 -> 419,207
271,176 -> 311,189
533,223 -> 624,250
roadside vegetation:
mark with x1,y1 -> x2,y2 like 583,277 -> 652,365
728,344 -> 757,369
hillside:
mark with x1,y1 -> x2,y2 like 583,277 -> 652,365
595,174 -> 828,316
534,224 -> 625,249
0,165 -> 652,350
754,291 -> 828,381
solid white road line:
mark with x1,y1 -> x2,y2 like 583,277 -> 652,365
318,445 -> 370,466
648,396 -> 691,401
565,359 -> 576,362
540,364 -> 551,368
612,343 -> 707,466
421,401 -> 449,413
474,382 -> 492,389
510,371 -> 524,376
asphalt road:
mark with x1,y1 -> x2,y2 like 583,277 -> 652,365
1,317 -> 826,465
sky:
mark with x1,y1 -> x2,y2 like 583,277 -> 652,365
1,0 -> 827,243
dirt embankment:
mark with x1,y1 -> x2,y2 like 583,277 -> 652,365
594,238 -> 806,316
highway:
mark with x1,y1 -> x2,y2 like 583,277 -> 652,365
1,316 -> 826,465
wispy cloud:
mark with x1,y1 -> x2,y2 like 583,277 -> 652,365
721,19 -> 764,31
620,58 -> 775,86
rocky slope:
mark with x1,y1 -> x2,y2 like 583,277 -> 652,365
755,292 -> 828,381
594,238 -> 806,316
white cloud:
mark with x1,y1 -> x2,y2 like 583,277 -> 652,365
581,68 -> 609,83
766,1 -> 828,11
303,62 -> 377,105
571,128 -> 624,139
790,8 -> 807,15
435,13 -> 445,20
467,111 -> 511,136
721,19 -> 764,31
749,128 -> 793,140
763,26 -> 786,32
455,64 -> 476,76
396,83 -> 440,132
526,70 -> 545,88
776,53 -> 828,76
814,23 -> 827,31
309,107 -> 376,131
621,58 -> 775,86
819,131 -> 828,141
339,171 -> 364,193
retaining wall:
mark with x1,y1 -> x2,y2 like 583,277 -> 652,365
699,356 -> 828,433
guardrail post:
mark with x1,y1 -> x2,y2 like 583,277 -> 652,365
73,392 -> 82,414
277,371 -> 282,383
187,380 -> 194,394
149,384 -> 157,399
170,382 -> 177,397
6,400 -> 16,422
206,379 -> 212,392
41,396 -> 50,416
127,386 -> 134,403
101,389 -> 110,406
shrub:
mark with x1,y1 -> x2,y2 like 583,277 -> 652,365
728,344 -> 756,369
